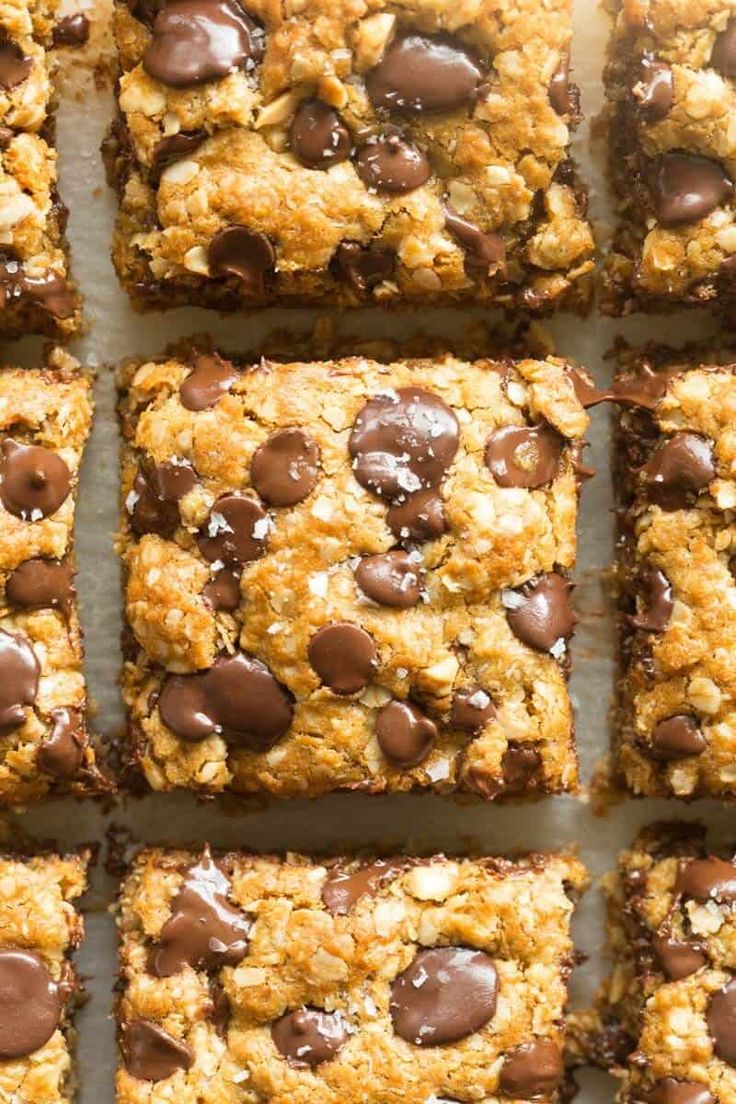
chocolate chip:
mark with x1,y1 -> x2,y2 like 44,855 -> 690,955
0,38 -> 32,91
333,241 -> 395,293
650,715 -> 706,760
712,21 -> 736,77
0,628 -> 39,734
16,272 -> 76,319
549,61 -> 574,115
498,1039 -> 564,1099
638,1080 -> 715,1104
708,978 -> 736,1067
450,687 -> 495,731
123,1019 -> 193,1082
37,708 -> 84,778
629,565 -> 673,632
52,13 -> 90,46
142,0 -> 264,88
308,622 -> 377,694
152,129 -> 207,178
251,428 -> 320,506
6,558 -> 74,615
504,574 -> 576,653
208,227 -> 275,295
0,440 -> 71,520
485,423 -> 563,489
129,460 -> 197,537
349,387 -> 459,501
366,31 -> 483,114
355,551 -> 423,608
637,57 -> 674,120
321,859 -> 405,915
355,131 -> 430,193
651,935 -> 707,981
203,567 -> 240,612
444,206 -> 505,272
386,489 -> 447,543
611,364 -> 673,410
272,1008 -> 348,1067
650,153 -> 732,226
390,946 -> 498,1046
0,950 -> 61,1060
127,0 -> 162,24
289,99 -> 351,169
501,743 -> 542,790
180,352 -> 237,411
159,651 -> 293,749
643,432 -> 715,510
150,847 -> 250,976
675,857 -> 736,903
197,494 -> 269,564
375,699 -> 437,766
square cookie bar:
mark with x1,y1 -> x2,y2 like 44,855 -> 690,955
0,351 -> 106,804
598,823 -> 736,1104
104,0 -> 594,311
118,350 -> 590,799
0,849 -> 90,1103
613,346 -> 736,800
602,1 -> 736,316
0,0 -> 80,336
116,846 -> 587,1103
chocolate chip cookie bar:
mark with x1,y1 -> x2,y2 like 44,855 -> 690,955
597,823 -> 736,1104
0,352 -> 106,805
116,845 -> 587,1102
602,2 -> 736,316
118,349 -> 590,799
0,0 -> 80,336
105,0 -> 594,311
0,849 -> 89,1103
613,346 -> 736,800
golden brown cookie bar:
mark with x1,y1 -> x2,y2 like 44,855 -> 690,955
0,351 -> 106,804
104,0 -> 594,312
597,823 -> 736,1104
0,0 -> 80,337
613,346 -> 736,800
116,845 -> 587,1103
118,350 -> 590,799
0,849 -> 89,1104
602,1 -> 736,317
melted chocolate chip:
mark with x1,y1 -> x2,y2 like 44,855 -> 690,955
504,574 -> 577,653
366,32 -> 483,115
638,1080 -> 715,1104
375,699 -> 437,766
643,432 -> 716,510
6,558 -> 74,615
549,61 -> 573,115
386,489 -> 447,543
450,686 -> 495,731
0,38 -> 32,91
129,460 -> 197,537
0,440 -> 71,520
650,715 -> 707,760
566,365 -> 611,408
271,1008 -> 348,1067
151,847 -> 250,976
712,21 -> 736,77
289,99 -> 351,169
638,57 -> 674,120
37,708 -> 84,778
444,206 -> 505,272
502,743 -> 542,790
123,1019 -> 193,1082
650,153 -> 732,227
52,13 -> 90,47
152,129 -> 207,177
355,131 -> 430,193
651,935 -> 707,981
485,423 -> 563,489
251,428 -> 320,506
0,628 -> 39,733
143,0 -> 264,88
349,387 -> 459,501
708,978 -> 736,1067
159,651 -> 293,749
308,622 -> 377,694
675,857 -> 736,902
355,551 -> 423,608
198,494 -> 269,564
208,227 -> 275,295
0,950 -> 61,1060
629,565 -> 673,632
390,946 -> 498,1046
203,567 -> 241,612
180,353 -> 237,411
611,364 -> 673,410
498,1039 -> 564,1099
333,241 -> 395,293
321,859 -> 404,915
12,272 -> 76,319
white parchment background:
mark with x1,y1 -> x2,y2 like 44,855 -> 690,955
3,0 -> 735,1099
